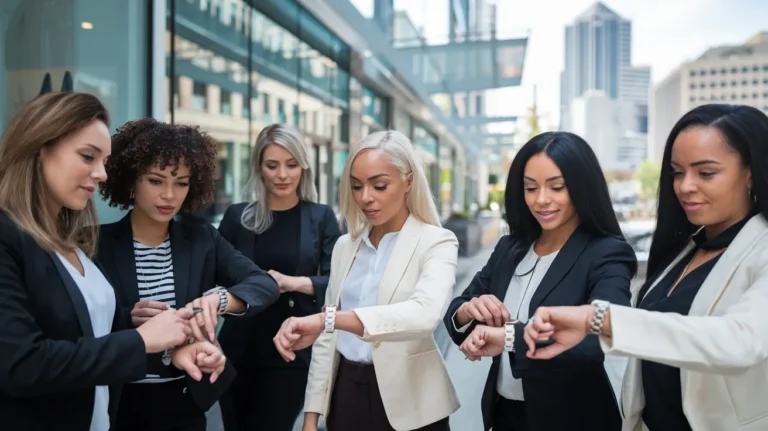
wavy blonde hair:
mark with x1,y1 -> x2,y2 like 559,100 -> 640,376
241,123 -> 317,233
340,130 -> 441,238
0,92 -> 109,256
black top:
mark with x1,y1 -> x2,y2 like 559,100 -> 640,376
444,227 -> 637,431
217,201 -> 341,368
637,216 -> 751,431
0,211 -> 146,431
249,204 -> 303,367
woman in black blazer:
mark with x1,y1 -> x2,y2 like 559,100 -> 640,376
96,118 -> 280,431
217,123 -> 341,431
0,93 -> 222,431
444,132 -> 637,431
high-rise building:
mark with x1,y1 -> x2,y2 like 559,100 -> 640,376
651,32 -> 768,162
560,2 -> 631,130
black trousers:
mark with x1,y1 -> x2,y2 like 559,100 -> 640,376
115,379 -> 206,431
221,366 -> 308,431
326,357 -> 450,431
492,397 -> 527,431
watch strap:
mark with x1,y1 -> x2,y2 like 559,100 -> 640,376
590,300 -> 610,335
504,321 -> 516,352
324,304 -> 337,333
204,287 -> 228,315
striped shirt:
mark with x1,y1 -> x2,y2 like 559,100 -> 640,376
133,237 -> 182,384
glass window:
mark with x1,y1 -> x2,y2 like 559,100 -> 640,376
0,0 -> 148,223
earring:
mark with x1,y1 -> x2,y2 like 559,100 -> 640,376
130,190 -> 134,201
749,187 -> 757,204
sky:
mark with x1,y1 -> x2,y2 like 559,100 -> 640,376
351,0 -> 768,130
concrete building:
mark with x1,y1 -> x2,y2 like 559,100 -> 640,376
651,31 -> 768,162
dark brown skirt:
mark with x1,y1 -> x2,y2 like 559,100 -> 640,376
326,356 -> 450,431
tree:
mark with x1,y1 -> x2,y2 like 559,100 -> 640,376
636,160 -> 661,199
528,85 -> 541,139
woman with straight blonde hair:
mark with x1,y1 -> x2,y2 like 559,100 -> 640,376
273,130 -> 460,431
218,123 -> 341,431
0,92 -> 226,431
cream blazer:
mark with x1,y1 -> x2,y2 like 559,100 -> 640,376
303,215 -> 460,430
600,215 -> 768,431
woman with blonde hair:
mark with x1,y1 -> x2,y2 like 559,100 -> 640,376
0,92 -> 224,431
273,130 -> 460,431
218,123 -> 340,431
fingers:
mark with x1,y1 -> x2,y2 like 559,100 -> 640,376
131,306 -> 164,319
191,298 -> 206,334
203,297 -> 217,342
459,331 -> 486,360
467,295 -> 510,327
175,350 -> 203,381
273,319 -> 299,362
526,343 -> 568,360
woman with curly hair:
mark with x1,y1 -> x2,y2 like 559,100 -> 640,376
95,118 -> 280,431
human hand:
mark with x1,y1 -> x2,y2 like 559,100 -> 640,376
273,314 -> 324,361
523,305 -> 595,360
136,308 -> 193,353
185,294 -> 220,343
130,300 -> 169,327
459,325 -> 506,360
457,294 -> 510,327
171,340 -> 227,383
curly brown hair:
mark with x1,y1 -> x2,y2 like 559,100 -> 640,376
99,118 -> 218,213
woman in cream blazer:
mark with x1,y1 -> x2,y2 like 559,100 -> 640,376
273,130 -> 459,431
519,104 -> 768,431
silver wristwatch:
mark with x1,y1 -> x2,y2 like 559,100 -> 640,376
323,304 -> 338,333
504,321 -> 516,352
589,300 -> 610,335
204,287 -> 228,315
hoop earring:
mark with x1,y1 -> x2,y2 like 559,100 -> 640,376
749,187 -> 757,204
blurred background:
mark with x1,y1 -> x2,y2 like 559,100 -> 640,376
1,0 -> 767,429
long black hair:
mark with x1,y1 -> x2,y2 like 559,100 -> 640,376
504,131 -> 625,246
645,104 -> 768,283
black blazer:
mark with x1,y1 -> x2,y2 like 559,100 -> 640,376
0,211 -> 147,431
96,213 -> 281,410
444,227 -> 636,431
216,201 -> 340,366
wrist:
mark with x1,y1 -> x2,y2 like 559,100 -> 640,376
456,304 -> 471,326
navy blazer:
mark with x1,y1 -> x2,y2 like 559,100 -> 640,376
0,211 -> 147,431
96,213 -> 280,411
216,201 -> 340,366
444,227 -> 636,431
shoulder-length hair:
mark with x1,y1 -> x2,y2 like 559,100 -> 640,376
340,130 -> 441,239
504,131 -> 625,246
646,104 -> 768,283
241,123 -> 317,233
0,92 -> 109,256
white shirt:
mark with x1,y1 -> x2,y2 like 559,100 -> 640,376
453,245 -> 557,401
57,249 -> 116,431
336,228 -> 399,364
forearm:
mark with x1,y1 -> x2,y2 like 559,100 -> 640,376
225,292 -> 245,314
291,276 -> 315,296
334,310 -> 364,337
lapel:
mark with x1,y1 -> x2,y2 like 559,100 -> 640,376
635,241 -> 695,307
169,220 -> 192,305
689,215 -> 768,316
528,227 -> 590,313
332,234 -> 363,305
491,239 -> 529,301
377,215 -> 422,305
111,214 -> 140,305
50,253 -> 94,337
296,201 -> 315,275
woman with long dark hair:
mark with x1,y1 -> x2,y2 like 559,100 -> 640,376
444,131 -> 636,431
522,104 -> 768,431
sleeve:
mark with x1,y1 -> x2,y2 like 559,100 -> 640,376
0,242 -> 147,397
210,225 -> 280,318
599,249 -> 768,375
511,238 -> 636,377
303,238 -> 346,415
352,229 -> 459,342
443,236 -> 509,345
306,206 -> 342,304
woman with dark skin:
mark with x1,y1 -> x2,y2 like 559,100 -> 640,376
96,118 -> 280,431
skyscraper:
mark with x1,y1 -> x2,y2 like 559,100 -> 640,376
560,2 -> 631,130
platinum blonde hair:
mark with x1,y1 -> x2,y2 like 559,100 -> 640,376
241,123 -> 317,233
340,130 -> 441,239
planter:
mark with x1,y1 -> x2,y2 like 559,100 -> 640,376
443,214 -> 482,257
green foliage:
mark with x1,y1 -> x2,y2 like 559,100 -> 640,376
488,173 -> 499,185
637,160 -> 661,199
488,190 -> 505,204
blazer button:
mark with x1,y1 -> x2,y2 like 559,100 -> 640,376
288,298 -> 295,308
373,341 -> 381,348
182,387 -> 188,394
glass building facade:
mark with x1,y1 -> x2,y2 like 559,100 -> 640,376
0,0 -> 468,223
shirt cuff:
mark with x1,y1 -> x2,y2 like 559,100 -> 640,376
452,309 -> 473,333
224,303 -> 249,317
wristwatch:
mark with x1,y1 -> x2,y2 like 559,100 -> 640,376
504,321 -> 516,352
204,287 -> 229,315
589,300 -> 610,335
323,304 -> 338,333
